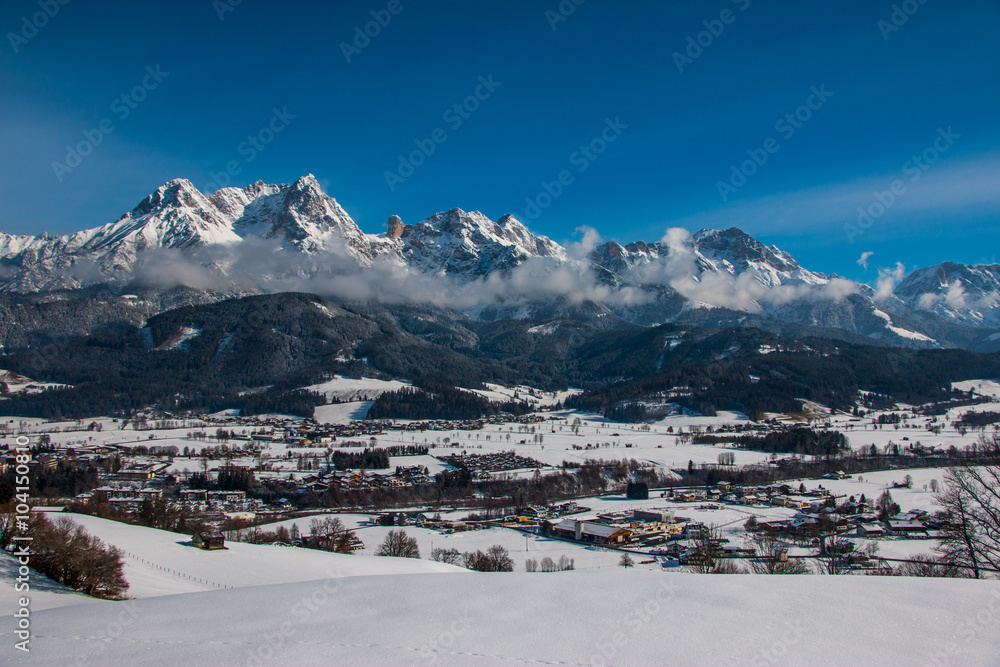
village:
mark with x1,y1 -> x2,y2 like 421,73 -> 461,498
0,399 -> 964,575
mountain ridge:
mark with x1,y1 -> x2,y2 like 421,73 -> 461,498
2,176 -> 998,351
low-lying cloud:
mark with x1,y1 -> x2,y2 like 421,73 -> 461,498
80,227 -> 869,316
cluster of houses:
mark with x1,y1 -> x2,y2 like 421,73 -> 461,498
443,451 -> 544,479
538,509 -> 690,547
82,484 -> 261,515
292,465 -> 433,494
667,480 -> 840,510
199,412 -> 546,447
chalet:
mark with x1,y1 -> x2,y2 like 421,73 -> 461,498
856,523 -> 887,538
897,509 -> 929,522
887,519 -> 928,537
192,531 -> 226,550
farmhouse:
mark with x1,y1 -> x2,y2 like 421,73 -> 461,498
887,519 -> 928,537
855,523 -> 887,538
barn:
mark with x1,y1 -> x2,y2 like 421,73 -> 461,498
192,531 -> 226,550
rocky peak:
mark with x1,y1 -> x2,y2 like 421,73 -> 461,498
387,215 -> 405,239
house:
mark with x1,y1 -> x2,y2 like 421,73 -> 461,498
856,523 -> 887,538
887,519 -> 928,537
180,489 -> 208,503
684,523 -> 707,540
551,520 -> 632,544
192,531 -> 226,550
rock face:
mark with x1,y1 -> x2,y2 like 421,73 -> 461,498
2,175 -> 999,350
387,215 -> 405,240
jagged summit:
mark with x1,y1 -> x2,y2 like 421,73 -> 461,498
388,207 -> 566,278
0,175 -> 996,348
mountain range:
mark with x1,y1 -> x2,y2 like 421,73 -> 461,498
1,175 -> 998,352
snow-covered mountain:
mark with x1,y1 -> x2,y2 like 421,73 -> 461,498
382,208 -> 566,278
2,175 -> 998,349
0,176 -> 386,292
894,261 -> 1000,327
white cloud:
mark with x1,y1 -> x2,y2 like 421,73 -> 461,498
856,251 -> 874,270
875,262 -> 907,301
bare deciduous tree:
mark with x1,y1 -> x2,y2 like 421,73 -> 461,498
687,524 -> 744,574
375,529 -> 420,558
934,436 -> 1000,578
431,547 -> 462,565
748,534 -> 809,574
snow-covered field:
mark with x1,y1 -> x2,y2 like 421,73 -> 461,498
9,569 -> 1000,666
5,381 -> 1000,664
4,497 -> 999,664
305,376 -> 410,402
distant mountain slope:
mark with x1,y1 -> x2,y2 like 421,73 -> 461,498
3,292 -> 999,421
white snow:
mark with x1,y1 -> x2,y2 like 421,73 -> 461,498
304,376 -> 410,402
9,570 -> 1000,665
313,401 -> 375,424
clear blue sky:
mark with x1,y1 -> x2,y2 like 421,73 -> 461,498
2,0 -> 998,281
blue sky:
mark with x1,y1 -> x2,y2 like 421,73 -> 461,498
1,0 -> 998,281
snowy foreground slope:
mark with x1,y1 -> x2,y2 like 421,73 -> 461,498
9,571 -> 1000,666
